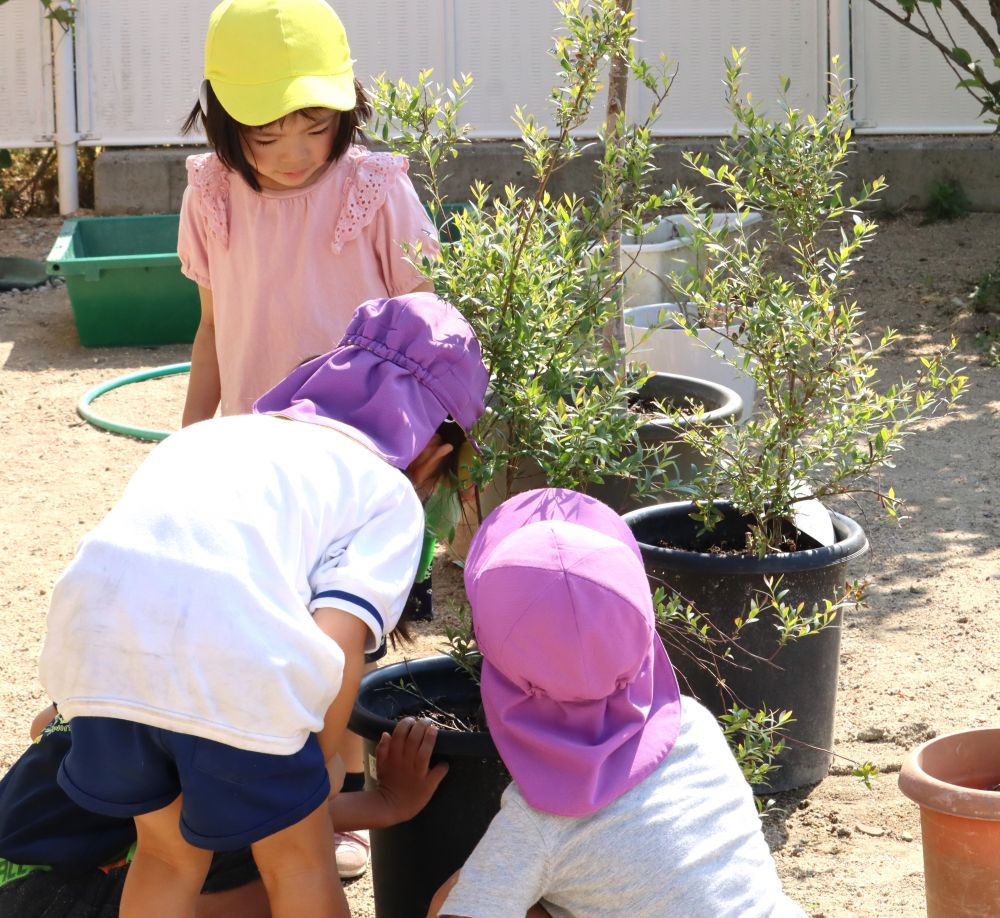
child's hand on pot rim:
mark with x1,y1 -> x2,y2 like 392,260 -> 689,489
373,717 -> 449,823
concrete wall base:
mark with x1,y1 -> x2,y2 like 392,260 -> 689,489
94,135 -> 1000,215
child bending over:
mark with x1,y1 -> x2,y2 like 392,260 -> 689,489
430,488 -> 806,918
37,293 -> 488,918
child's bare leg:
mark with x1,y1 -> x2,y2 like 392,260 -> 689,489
195,880 -> 271,918
120,796 -> 212,918
30,703 -> 57,739
251,801 -> 346,918
341,660 -> 376,775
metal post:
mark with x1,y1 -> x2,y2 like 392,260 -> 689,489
51,2 -> 79,215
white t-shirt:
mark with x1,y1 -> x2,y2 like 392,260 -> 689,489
442,697 -> 806,918
39,414 -> 424,755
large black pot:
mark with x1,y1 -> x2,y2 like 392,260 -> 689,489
447,372 -> 743,558
623,501 -> 869,792
348,656 -> 508,918
585,371 -> 743,513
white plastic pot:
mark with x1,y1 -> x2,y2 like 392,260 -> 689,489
621,211 -> 763,308
624,303 -> 756,421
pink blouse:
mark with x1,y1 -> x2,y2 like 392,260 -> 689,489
178,146 -> 440,415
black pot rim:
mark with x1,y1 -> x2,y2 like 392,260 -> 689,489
623,500 -> 869,574
636,372 -> 743,431
349,655 -> 498,759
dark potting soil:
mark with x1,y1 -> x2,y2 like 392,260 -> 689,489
656,520 -> 823,556
629,395 -> 707,422
380,678 -> 489,734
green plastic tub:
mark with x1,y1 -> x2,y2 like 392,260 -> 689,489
46,215 -> 200,347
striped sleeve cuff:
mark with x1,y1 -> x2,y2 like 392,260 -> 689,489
310,589 -> 385,650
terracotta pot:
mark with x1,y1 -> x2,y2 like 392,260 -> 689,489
898,728 -> 1000,917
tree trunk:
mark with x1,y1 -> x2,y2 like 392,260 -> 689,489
603,0 -> 632,353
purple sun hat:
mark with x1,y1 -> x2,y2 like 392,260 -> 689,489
464,488 -> 681,818
253,293 -> 488,469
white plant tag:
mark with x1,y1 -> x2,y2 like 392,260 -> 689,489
791,497 -> 836,547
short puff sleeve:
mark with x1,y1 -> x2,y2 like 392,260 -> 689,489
177,152 -> 230,289
332,151 -> 440,296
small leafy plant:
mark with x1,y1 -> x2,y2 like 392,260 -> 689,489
974,328 -> 1000,366
972,259 -> 1000,313
371,0 -> 691,512
674,52 -> 968,554
922,177 -> 971,224
629,53 -> 963,789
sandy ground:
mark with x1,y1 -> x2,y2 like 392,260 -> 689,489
1,211 -> 999,917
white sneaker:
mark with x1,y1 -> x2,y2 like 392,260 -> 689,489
335,829 -> 370,879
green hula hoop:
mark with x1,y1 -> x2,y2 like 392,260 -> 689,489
77,362 -> 191,442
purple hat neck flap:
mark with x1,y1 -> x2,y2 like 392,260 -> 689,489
465,489 -> 681,818
253,293 -> 488,469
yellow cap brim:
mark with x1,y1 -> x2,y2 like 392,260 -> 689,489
211,70 -> 356,126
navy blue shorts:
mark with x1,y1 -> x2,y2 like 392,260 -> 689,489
57,718 -> 330,851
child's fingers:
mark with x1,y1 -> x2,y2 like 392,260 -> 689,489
378,717 -> 415,766
409,719 -> 440,764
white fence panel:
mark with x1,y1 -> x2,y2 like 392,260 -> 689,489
0,2 -> 54,148
451,2 -> 609,137
62,0 -> 1000,146
631,0 -> 827,134
75,0 -> 217,146
339,0 -> 449,90
852,0 -> 999,133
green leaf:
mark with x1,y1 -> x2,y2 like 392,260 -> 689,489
951,47 -> 973,67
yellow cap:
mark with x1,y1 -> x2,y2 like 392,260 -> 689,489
205,0 -> 356,126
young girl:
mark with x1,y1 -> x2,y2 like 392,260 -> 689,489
430,488 -> 807,918
37,293 -> 488,918
178,0 -> 439,424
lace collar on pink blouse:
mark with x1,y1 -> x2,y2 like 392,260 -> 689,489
185,146 -> 411,254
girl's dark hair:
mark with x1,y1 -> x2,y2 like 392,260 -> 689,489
181,79 -> 373,191
393,418 -> 468,645
435,418 -> 467,481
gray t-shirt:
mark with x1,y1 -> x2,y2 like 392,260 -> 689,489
441,696 -> 805,918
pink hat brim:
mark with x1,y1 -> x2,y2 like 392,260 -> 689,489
465,488 -> 643,584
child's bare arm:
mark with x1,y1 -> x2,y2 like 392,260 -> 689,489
182,286 -> 221,426
329,718 -> 448,831
312,606 -> 369,764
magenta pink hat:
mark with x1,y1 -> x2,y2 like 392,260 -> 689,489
464,488 -> 681,817
253,293 -> 488,469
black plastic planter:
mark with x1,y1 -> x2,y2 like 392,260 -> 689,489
446,371 -> 741,559
586,372 -> 743,513
623,501 -> 869,792
348,656 -> 508,918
